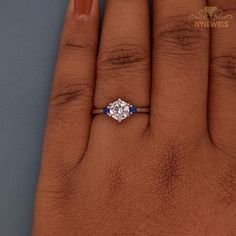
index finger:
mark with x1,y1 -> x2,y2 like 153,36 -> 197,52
41,0 -> 98,176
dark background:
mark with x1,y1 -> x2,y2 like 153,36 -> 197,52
0,1 -> 105,235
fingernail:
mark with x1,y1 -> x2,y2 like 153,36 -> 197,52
74,0 -> 93,19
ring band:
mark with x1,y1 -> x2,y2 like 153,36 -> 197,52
92,108 -> 150,114
92,98 -> 150,122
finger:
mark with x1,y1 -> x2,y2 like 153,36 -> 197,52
94,0 -> 150,127
41,0 -> 99,174
151,0 -> 210,140
208,3 -> 236,153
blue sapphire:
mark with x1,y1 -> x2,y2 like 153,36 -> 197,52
103,107 -> 110,115
130,106 -> 137,114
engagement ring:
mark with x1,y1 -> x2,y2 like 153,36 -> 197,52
93,98 -> 150,122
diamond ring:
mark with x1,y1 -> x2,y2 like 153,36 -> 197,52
92,98 -> 150,122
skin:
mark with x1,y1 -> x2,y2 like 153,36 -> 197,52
33,0 -> 236,235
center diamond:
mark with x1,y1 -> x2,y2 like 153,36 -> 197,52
109,99 -> 131,122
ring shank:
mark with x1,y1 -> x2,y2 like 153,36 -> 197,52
92,109 -> 104,115
137,108 -> 150,113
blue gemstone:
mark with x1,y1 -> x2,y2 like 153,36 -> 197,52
103,107 -> 110,114
130,106 -> 137,113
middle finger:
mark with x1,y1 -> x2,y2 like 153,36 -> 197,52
151,0 -> 210,140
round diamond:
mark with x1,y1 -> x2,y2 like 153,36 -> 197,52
109,99 -> 130,122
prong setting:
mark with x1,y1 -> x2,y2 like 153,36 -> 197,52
103,99 -> 136,122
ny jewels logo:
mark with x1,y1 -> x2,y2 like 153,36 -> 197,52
189,6 -> 233,28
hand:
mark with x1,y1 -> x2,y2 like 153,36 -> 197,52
33,0 -> 236,235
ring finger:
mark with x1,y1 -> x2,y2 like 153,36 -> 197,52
93,0 -> 151,132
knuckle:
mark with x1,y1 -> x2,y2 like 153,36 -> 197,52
217,174 -> 236,206
63,33 -> 96,52
157,142 -> 188,196
52,82 -> 93,107
97,42 -> 149,73
147,136 -> 198,200
209,1 -> 236,13
212,154 -> 236,206
49,81 -> 93,121
154,15 -> 208,56
104,160 -> 130,200
39,164 -> 80,204
106,164 -> 126,198
211,55 -> 236,81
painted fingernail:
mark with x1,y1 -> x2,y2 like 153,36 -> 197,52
74,0 -> 93,19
